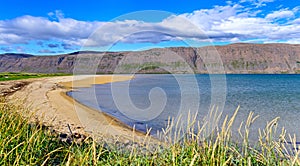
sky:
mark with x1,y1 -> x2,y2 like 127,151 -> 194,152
0,0 -> 299,55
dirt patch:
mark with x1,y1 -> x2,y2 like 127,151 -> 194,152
0,81 -> 30,97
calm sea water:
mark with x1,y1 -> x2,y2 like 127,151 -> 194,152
68,74 -> 300,140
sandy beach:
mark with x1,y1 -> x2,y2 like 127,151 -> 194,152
7,75 -> 152,142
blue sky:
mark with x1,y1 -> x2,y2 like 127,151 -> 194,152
0,0 -> 299,55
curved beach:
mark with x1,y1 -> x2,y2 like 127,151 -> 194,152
9,75 -> 150,142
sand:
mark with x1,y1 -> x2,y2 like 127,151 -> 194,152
8,75 -> 152,142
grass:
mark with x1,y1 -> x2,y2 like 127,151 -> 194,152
0,98 -> 300,165
0,72 -> 69,81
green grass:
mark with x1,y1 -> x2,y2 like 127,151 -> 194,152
0,72 -> 69,81
0,99 -> 300,165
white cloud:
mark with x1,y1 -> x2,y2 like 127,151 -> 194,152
212,17 -> 272,36
292,18 -> 300,24
172,2 -> 300,43
179,4 -> 243,31
240,0 -> 275,7
286,39 -> 300,44
0,33 -> 26,45
48,10 -> 64,20
266,9 -> 295,20
0,1 -> 300,48
0,15 -> 102,45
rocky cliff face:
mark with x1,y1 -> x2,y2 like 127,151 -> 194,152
215,43 -> 300,73
1,43 -> 300,74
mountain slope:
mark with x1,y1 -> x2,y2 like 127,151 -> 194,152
1,43 -> 300,74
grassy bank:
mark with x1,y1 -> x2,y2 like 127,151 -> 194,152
0,99 -> 299,165
0,72 -> 69,81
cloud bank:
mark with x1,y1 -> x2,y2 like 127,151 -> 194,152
0,0 -> 299,50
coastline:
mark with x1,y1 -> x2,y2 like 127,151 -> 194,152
8,75 -> 152,143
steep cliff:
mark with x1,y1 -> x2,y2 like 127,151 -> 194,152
0,43 -> 300,74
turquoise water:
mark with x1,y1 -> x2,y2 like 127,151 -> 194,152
68,74 -> 300,140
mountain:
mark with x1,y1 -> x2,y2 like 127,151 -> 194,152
1,43 -> 300,74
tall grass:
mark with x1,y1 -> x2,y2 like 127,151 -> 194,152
0,97 -> 299,165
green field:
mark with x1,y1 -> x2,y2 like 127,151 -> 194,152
0,72 -> 69,81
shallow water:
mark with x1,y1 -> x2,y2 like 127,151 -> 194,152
68,74 -> 300,141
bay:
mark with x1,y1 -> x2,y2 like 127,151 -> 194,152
68,74 -> 300,141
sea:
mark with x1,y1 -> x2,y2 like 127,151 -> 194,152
67,74 -> 300,141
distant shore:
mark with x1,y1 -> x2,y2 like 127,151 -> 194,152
1,43 -> 300,74
8,75 -> 150,142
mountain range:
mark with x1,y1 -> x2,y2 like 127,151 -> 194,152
1,43 -> 300,74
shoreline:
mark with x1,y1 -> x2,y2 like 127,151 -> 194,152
8,75 -> 153,143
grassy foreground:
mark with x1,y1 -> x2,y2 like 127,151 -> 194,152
0,99 -> 300,165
